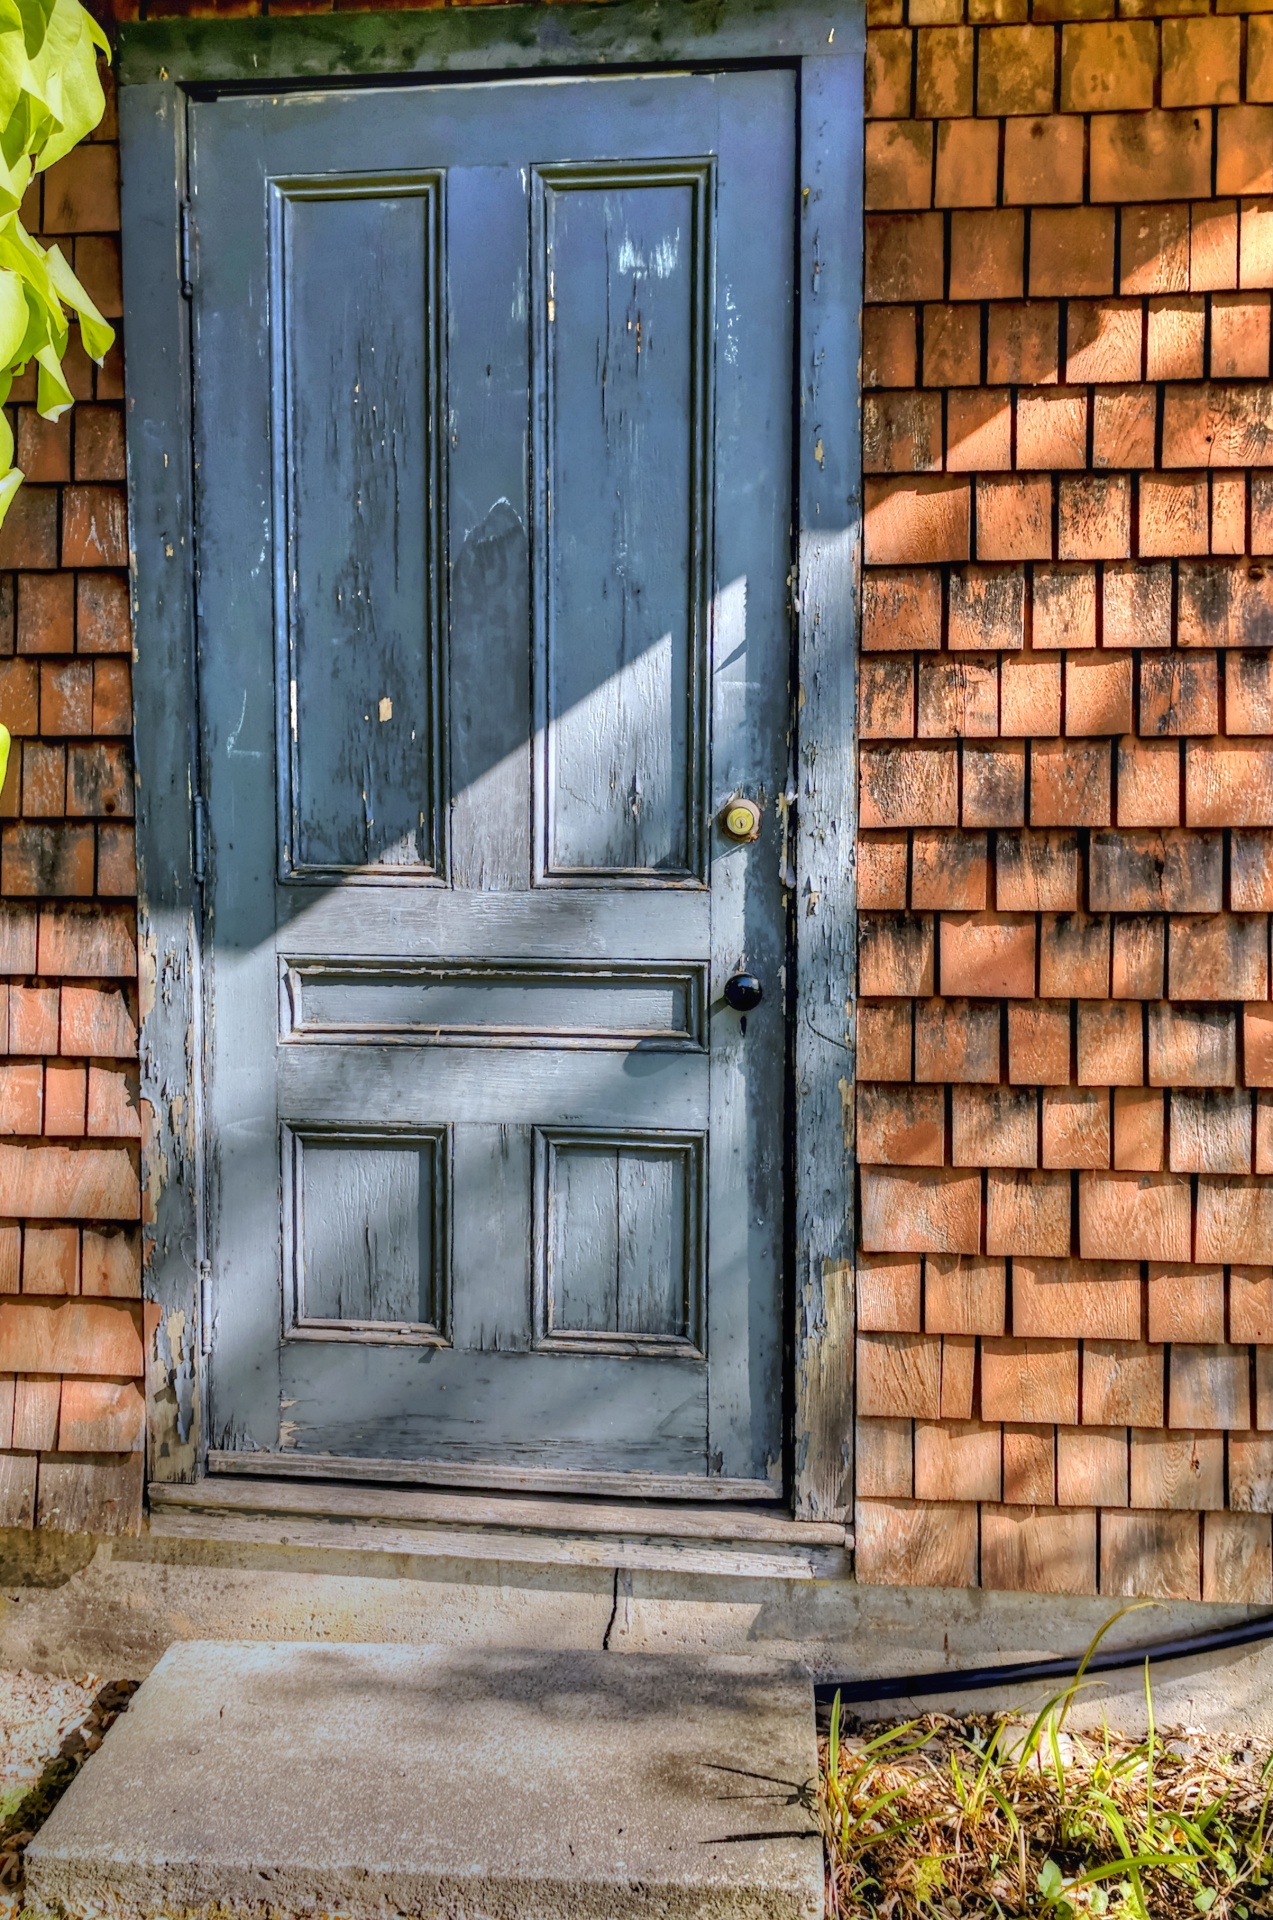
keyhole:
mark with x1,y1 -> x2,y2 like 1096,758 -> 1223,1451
740,1014 -> 748,1036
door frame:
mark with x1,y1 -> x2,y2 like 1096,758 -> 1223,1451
120,0 -> 862,1523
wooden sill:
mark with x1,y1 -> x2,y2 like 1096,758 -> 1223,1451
148,1476 -> 853,1581
207,1448 -> 786,1503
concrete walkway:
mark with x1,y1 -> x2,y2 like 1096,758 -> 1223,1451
24,1641 -> 823,1919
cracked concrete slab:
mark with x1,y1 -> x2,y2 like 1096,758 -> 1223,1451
24,1640 -> 823,1920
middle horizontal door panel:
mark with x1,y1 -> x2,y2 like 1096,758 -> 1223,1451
276,888 -> 709,957
283,961 -> 704,1048
279,1047 -> 709,1128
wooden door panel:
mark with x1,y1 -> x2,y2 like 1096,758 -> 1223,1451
536,164 -> 709,882
281,960 -> 704,1048
276,887 -> 710,958
278,1044 -> 709,1127
538,1130 -> 704,1351
194,70 -> 794,1490
289,1128 -> 446,1335
277,178 -> 444,878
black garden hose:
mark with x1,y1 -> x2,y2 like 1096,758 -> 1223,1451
815,1610 -> 1273,1713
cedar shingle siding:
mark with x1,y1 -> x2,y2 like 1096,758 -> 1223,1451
0,72 -> 142,1533
858,0 -> 1273,1599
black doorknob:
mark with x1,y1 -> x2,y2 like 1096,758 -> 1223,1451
724,972 -> 763,1013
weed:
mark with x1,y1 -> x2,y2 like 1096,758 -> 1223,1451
819,1617 -> 1273,1919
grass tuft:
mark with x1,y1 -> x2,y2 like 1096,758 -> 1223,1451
819,1619 -> 1273,1920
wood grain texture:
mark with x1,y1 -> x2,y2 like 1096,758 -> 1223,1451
857,1332 -> 942,1421
856,1253 -> 922,1333
153,1473 -> 843,1545
1260,1347 -> 1273,1430
1083,1341 -> 1165,1427
1169,1344 -> 1252,1430
940,1335 -> 978,1420
1146,1264 -> 1225,1343
206,1449 -> 783,1504
914,1419 -> 1000,1501
1202,1510 -> 1273,1602
537,168 -> 706,881
792,45 -> 862,1522
860,1166 -> 982,1255
1100,1509 -> 1201,1600
923,1253 -> 1006,1335
1196,1176 -> 1273,1264
1012,1258 -> 1141,1341
148,1507 -> 851,1581
12,1376 -> 59,1452
58,1379 -> 146,1453
279,183 -> 442,878
853,1496 -> 979,1588
119,81 -> 203,1486
1002,1425 -> 1055,1506
35,1453 -> 143,1535
1129,1428 -> 1224,1511
855,1417 -> 913,1498
0,1300 -> 143,1377
985,1169 -> 1072,1258
1228,1430 -> 1273,1511
0,1450 -> 35,1528
1057,1426 -> 1128,1508
119,0 -> 861,89
980,1505 -> 1097,1596
295,1135 -> 440,1331
981,1338 -> 1079,1424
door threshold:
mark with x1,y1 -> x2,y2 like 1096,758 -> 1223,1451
207,1448 -> 786,1503
149,1476 -> 852,1582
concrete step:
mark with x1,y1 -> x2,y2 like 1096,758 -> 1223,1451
24,1641 -> 823,1920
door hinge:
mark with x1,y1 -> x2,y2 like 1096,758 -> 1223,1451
180,199 -> 194,299
199,1259 -> 215,1355
192,793 -> 206,885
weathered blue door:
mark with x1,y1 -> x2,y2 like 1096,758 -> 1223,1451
193,69 -> 795,1495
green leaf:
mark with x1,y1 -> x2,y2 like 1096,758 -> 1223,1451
34,334 -> 69,414
0,261 -> 25,362
0,462 -> 25,531
27,0 -> 106,168
0,0 -> 113,539
1038,1858 -> 1064,1898
18,0 -> 58,60
0,18 -> 30,136
0,141 -> 26,211
43,239 -> 111,360
1194,1891 -> 1218,1913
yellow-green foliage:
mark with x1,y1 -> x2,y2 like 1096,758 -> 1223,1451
0,0 -> 114,533
0,0 -> 110,784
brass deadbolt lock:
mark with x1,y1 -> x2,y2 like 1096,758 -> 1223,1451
721,797 -> 762,843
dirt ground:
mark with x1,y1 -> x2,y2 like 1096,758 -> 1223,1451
0,1668 -> 138,1918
